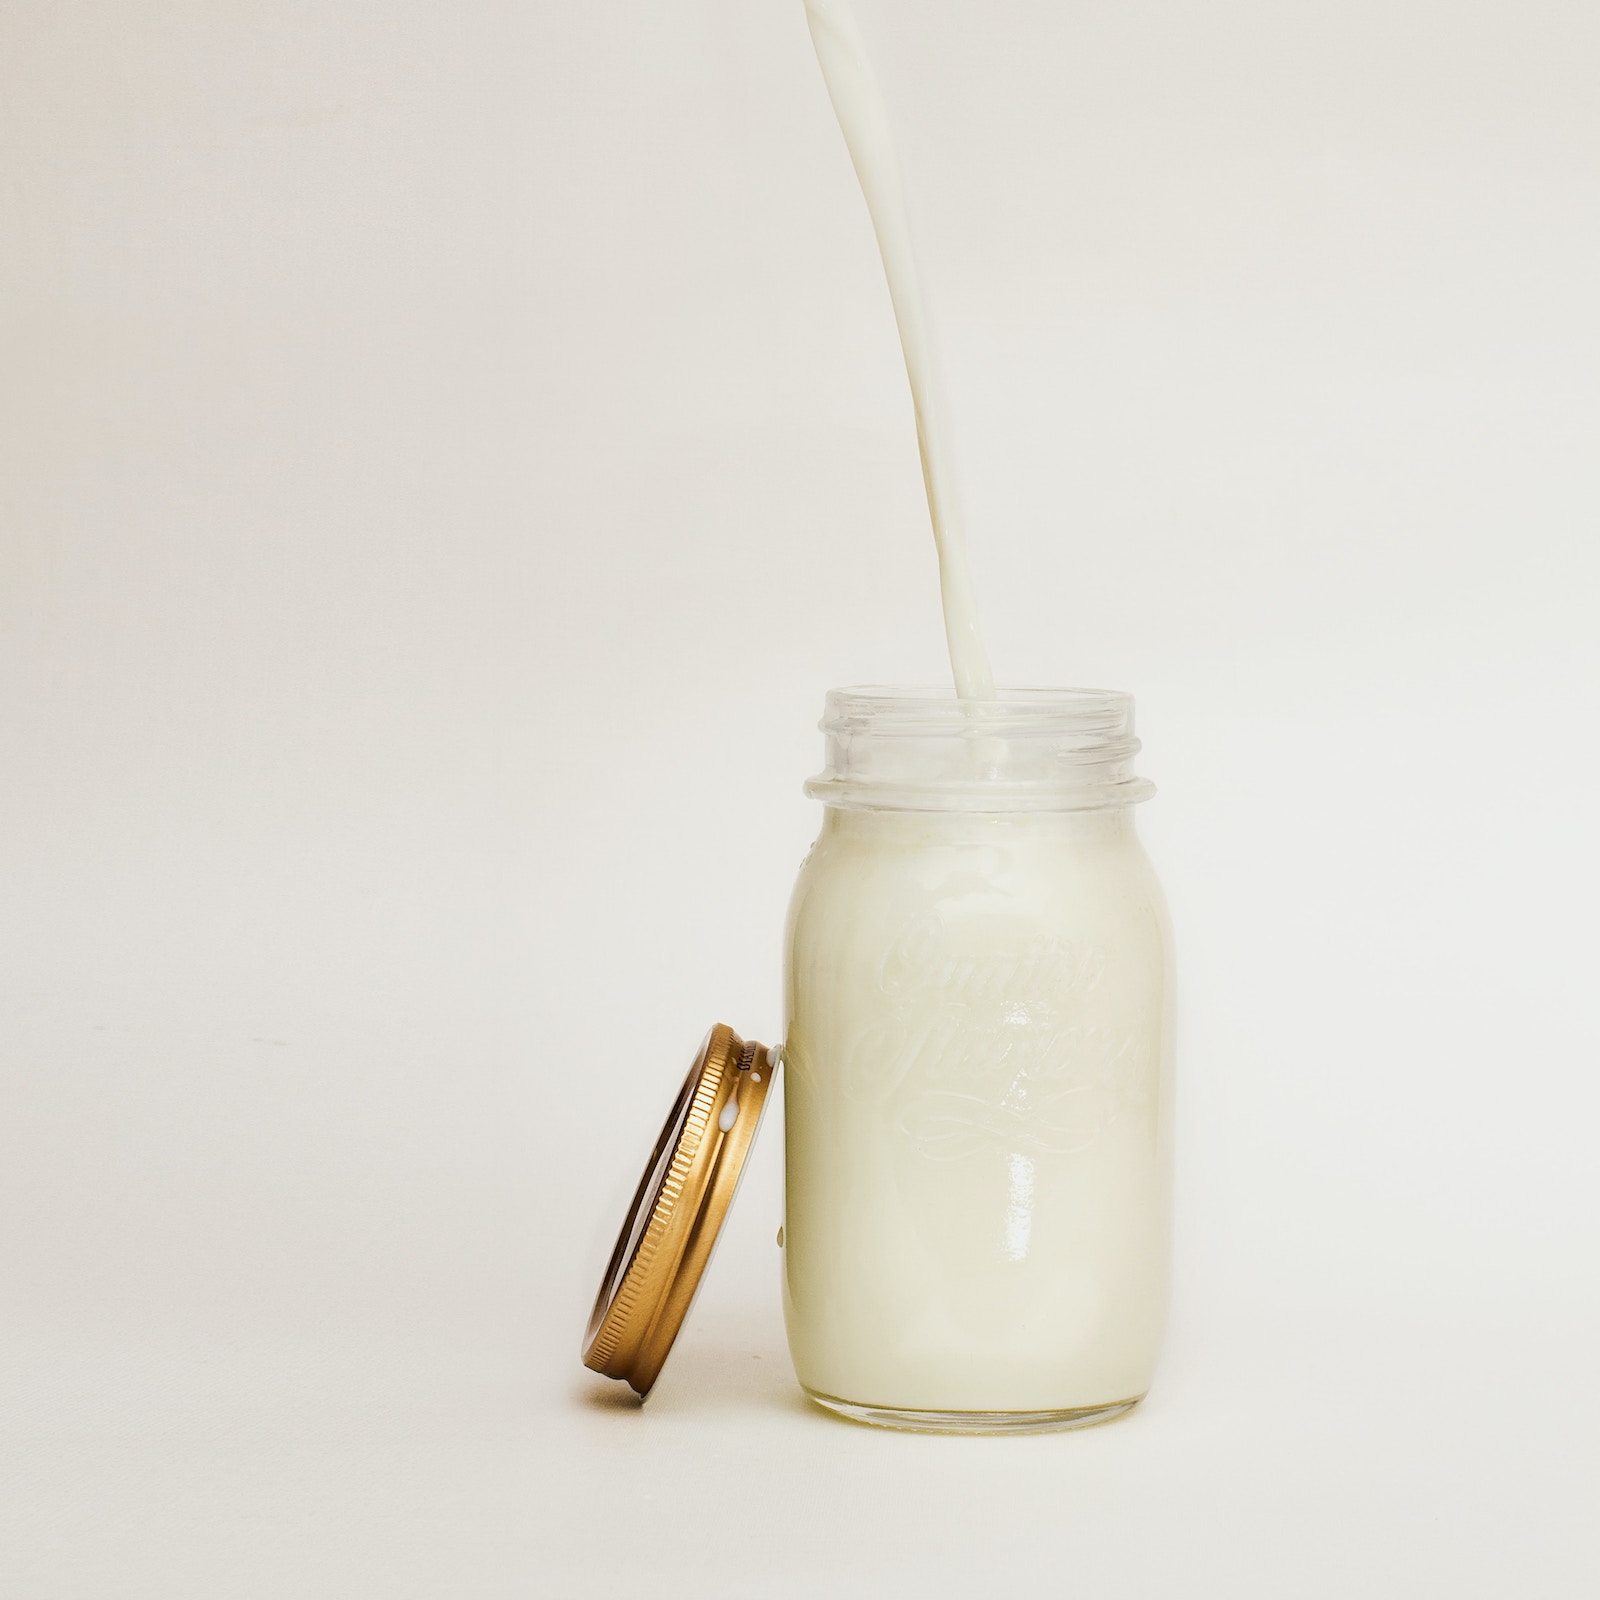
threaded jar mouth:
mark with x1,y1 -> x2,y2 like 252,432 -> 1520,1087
805,686 -> 1155,813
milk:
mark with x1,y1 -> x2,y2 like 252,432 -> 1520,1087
787,11 -> 1173,1425
783,804 -> 1173,1414
803,0 -> 994,700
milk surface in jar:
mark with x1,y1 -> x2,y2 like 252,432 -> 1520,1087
782,2 -> 1176,1432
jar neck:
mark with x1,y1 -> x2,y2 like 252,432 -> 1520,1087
818,805 -> 1136,844
804,687 -> 1155,814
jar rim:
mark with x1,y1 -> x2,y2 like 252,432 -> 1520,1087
820,685 -> 1136,734
807,685 -> 1155,813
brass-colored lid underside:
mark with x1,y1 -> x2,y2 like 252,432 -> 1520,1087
582,1024 -> 775,1399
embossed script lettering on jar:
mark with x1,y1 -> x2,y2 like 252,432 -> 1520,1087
850,907 -> 1152,1168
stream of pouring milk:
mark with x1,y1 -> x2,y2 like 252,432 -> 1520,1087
803,0 -> 996,700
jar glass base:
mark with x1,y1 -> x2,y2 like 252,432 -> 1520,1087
803,1388 -> 1144,1436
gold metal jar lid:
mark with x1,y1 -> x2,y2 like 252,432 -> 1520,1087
582,1024 -> 778,1399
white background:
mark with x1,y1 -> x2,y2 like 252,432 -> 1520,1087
3,2 -> 1597,1594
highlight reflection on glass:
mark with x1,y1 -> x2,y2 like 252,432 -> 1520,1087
1003,1150 -> 1035,1261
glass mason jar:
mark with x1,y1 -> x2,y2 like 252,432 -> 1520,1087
782,687 -> 1174,1433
